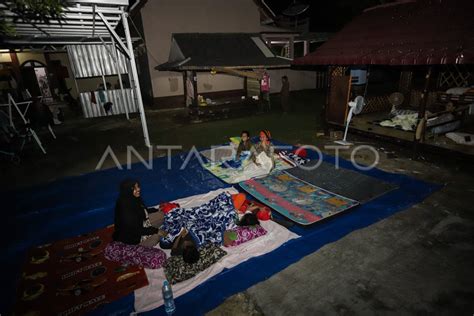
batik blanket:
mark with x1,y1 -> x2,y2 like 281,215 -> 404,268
160,192 -> 238,247
163,244 -> 227,285
278,150 -> 310,167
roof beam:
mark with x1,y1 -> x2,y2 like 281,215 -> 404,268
13,24 -> 108,30
1,11 -> 121,21
67,0 -> 129,5
97,11 -> 130,58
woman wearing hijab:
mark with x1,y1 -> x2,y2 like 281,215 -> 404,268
250,130 -> 275,169
113,178 -> 163,247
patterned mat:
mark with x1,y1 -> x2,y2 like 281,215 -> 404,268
14,226 -> 149,316
240,171 -> 359,225
286,161 -> 398,203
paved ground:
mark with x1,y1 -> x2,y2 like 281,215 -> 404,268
3,90 -> 473,315
209,147 -> 474,315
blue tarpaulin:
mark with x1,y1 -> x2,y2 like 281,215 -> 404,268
1,143 -> 441,315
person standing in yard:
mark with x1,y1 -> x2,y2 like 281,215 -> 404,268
281,75 -> 290,113
260,70 -> 270,112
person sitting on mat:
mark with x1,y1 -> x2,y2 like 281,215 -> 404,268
236,130 -> 253,158
250,129 -> 275,169
113,178 -> 164,247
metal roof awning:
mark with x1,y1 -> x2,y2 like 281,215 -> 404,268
156,33 -> 291,71
292,0 -> 474,66
0,0 -> 130,49
0,0 -> 153,148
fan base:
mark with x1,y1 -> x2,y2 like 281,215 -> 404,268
334,140 -> 353,146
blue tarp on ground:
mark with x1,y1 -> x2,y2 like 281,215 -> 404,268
1,143 -> 442,315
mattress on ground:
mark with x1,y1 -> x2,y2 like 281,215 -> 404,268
286,161 -> 398,203
134,188 -> 299,313
240,171 -> 359,225
14,226 -> 149,316
202,152 -> 293,184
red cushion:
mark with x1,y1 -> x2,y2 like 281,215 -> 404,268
293,147 -> 307,158
160,202 -> 180,214
257,207 -> 271,221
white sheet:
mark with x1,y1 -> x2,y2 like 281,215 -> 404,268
231,152 -> 273,183
134,188 -> 300,313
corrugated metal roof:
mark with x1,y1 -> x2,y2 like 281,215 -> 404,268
292,0 -> 474,66
156,33 -> 291,71
0,0 -> 129,49
67,44 -> 128,78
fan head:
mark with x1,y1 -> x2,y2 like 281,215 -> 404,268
389,92 -> 404,107
282,2 -> 310,16
351,96 -> 365,115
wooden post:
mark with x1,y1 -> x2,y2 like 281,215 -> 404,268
288,37 -> 294,59
413,66 -> 433,157
182,71 -> 187,108
303,40 -> 309,56
9,50 -> 23,91
323,66 -> 332,135
192,71 -> 198,108
363,66 -> 370,99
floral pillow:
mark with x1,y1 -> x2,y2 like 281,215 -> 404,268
224,225 -> 267,247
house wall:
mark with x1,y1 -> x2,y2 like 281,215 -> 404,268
17,52 -> 46,65
267,69 -> 316,93
0,53 -> 12,63
141,0 -> 261,101
47,52 -> 119,99
141,0 -> 316,107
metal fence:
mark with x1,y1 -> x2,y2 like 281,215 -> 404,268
67,44 -> 128,78
79,88 -> 137,118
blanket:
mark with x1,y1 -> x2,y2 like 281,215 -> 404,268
231,152 -> 273,183
380,113 -> 418,131
160,192 -> 237,248
164,244 -> 227,285
278,150 -> 310,167
202,149 -> 292,184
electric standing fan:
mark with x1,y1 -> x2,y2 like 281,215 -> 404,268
335,96 -> 366,146
388,92 -> 404,116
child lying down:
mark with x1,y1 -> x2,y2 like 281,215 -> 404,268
157,192 -> 269,264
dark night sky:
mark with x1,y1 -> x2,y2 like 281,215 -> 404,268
265,0 -> 393,32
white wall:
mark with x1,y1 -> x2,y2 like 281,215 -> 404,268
0,53 -> 12,63
197,73 -> 244,93
141,0 -> 261,98
267,69 -> 316,93
140,0 -> 316,100
17,52 -> 46,65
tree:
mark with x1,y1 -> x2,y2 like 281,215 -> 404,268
0,0 -> 65,36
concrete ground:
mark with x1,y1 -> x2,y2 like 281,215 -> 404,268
3,90 -> 473,315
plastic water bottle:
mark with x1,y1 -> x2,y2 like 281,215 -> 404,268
162,280 -> 176,315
